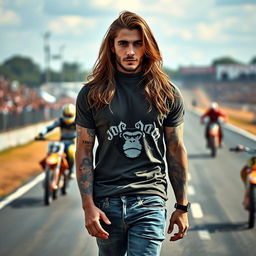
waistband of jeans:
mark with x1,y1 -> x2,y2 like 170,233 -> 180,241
95,195 -> 163,203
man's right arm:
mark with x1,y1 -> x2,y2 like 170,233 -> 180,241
75,124 -> 111,239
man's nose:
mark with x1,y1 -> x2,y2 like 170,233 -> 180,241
127,45 -> 135,56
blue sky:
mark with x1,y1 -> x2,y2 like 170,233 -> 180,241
0,0 -> 255,71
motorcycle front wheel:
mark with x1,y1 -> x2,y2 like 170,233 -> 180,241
209,136 -> 217,157
44,168 -> 53,206
248,184 -> 256,228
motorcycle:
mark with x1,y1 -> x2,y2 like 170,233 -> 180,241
230,145 -> 256,228
208,122 -> 220,157
35,137 -> 70,206
202,120 -> 220,157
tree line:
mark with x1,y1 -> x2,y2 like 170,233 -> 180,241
0,56 -> 88,88
0,55 -> 255,88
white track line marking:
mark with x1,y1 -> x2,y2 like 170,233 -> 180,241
198,230 -> 211,240
188,185 -> 195,196
191,203 -> 203,218
0,173 -> 45,210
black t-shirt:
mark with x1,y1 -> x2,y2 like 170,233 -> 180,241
75,71 -> 184,200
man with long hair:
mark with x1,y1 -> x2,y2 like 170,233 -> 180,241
75,11 -> 189,255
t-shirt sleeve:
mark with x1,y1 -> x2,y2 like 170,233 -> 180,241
75,85 -> 95,129
163,85 -> 185,127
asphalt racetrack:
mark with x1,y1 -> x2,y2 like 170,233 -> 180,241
0,108 -> 256,256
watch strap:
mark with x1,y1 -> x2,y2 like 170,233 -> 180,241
174,202 -> 190,212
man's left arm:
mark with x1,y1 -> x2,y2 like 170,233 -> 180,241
164,124 -> 189,241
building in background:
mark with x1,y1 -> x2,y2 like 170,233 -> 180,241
179,64 -> 256,82
216,64 -> 256,81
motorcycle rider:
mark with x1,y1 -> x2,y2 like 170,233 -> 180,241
200,102 -> 228,147
240,153 -> 256,210
36,103 -> 76,178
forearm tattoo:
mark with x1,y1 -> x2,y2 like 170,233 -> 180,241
78,157 -> 93,196
82,140 -> 94,145
76,126 -> 95,139
165,125 -> 188,202
76,126 -> 82,137
87,128 -> 95,137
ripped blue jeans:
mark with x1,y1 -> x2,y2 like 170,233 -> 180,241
95,195 -> 167,256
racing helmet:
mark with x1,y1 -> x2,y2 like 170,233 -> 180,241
62,103 -> 75,125
210,102 -> 218,110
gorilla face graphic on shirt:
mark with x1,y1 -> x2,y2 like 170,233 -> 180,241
121,129 -> 143,158
106,121 -> 160,159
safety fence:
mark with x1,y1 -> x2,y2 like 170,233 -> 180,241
0,107 -> 61,132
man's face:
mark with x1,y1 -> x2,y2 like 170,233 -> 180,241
112,29 -> 145,74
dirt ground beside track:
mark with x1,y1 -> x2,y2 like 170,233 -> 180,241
0,133 -> 59,198
0,88 -> 255,198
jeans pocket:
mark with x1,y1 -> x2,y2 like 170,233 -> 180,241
141,196 -> 166,209
95,198 -> 110,210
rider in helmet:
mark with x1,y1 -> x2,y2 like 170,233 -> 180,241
200,102 -> 228,147
241,155 -> 256,210
36,103 -> 76,178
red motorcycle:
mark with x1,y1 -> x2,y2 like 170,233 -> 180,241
207,122 -> 220,157
230,145 -> 256,228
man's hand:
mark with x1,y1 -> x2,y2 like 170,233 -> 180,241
84,204 -> 111,239
167,209 -> 189,241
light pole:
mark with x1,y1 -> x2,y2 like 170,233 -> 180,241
60,44 -> 65,83
43,31 -> 51,86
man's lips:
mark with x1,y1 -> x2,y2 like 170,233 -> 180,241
124,56 -> 137,60
124,58 -> 137,62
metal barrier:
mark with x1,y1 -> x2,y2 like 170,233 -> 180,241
0,107 -> 61,132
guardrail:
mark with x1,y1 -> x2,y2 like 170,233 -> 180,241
0,107 -> 61,132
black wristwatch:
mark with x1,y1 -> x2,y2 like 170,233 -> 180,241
174,202 -> 191,212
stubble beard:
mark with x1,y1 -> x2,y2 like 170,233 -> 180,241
116,57 -> 142,73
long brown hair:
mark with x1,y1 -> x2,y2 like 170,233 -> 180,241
86,11 -> 174,116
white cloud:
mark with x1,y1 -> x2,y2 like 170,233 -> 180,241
49,16 -> 97,35
166,28 -> 193,40
0,8 -> 21,25
154,21 -> 193,41
196,22 -> 227,41
91,0 -> 117,8
0,0 -> 255,70
191,51 -> 204,61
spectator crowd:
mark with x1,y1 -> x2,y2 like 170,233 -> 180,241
0,77 -> 75,131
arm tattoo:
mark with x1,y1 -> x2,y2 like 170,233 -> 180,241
78,157 -> 93,196
82,140 -> 94,145
76,126 -> 82,137
87,128 -> 95,137
167,152 -> 187,202
165,125 -> 188,202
